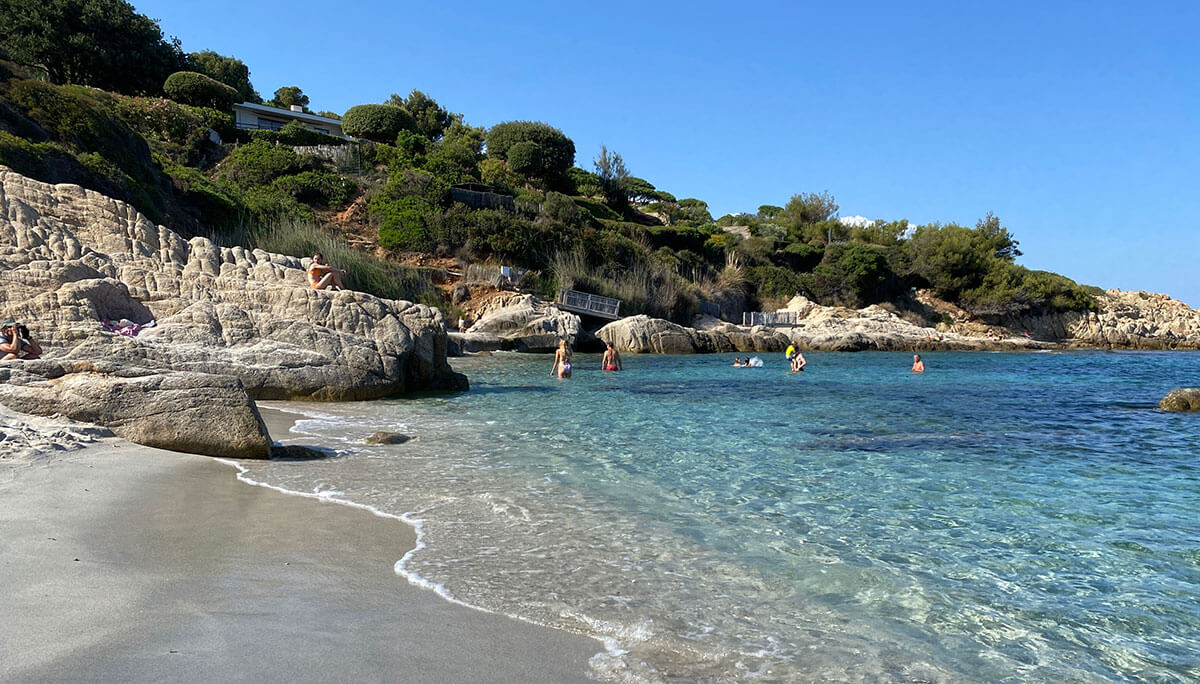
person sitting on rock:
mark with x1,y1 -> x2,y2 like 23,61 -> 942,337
0,320 -> 42,360
308,253 -> 346,291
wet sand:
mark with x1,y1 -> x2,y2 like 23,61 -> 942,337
0,430 -> 601,682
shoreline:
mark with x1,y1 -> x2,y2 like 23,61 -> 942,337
0,433 -> 602,682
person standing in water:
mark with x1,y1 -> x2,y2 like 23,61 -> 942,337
791,350 -> 806,372
602,341 -> 622,371
912,354 -> 925,373
552,338 -> 573,379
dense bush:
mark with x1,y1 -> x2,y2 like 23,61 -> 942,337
249,120 -> 346,147
216,139 -> 320,187
163,71 -> 238,109
747,265 -> 806,301
116,96 -> 209,163
773,240 -> 824,271
271,170 -> 355,208
0,79 -> 183,225
341,104 -> 416,144
370,170 -> 449,251
811,242 -> 897,307
961,264 -> 1093,316
485,121 -> 575,183
644,225 -> 711,254
160,160 -> 242,227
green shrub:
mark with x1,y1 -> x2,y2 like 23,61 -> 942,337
774,240 -> 824,271
572,196 -> 619,221
249,120 -> 346,147
192,106 -> 236,141
271,170 -> 356,208
116,96 -> 207,148
217,139 -> 319,187
479,157 -> 522,193
748,265 -> 805,301
341,104 -> 416,144
163,71 -> 238,109
161,160 -> 243,228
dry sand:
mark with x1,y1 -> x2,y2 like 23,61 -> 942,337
0,410 -> 602,682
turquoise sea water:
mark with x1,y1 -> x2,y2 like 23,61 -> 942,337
248,351 -> 1200,682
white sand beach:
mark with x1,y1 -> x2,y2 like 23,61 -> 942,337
0,409 -> 601,682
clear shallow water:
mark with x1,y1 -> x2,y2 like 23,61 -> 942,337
247,351 -> 1200,682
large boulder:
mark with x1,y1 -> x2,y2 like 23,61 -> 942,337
0,360 -> 271,458
468,293 -> 582,352
1159,388 -> 1200,412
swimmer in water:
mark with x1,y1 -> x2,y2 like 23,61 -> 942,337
912,354 -> 925,373
602,341 -> 622,371
552,338 -> 573,379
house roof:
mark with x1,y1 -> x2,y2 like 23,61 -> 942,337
233,102 -> 342,127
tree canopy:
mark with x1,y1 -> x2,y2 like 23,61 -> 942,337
485,121 -> 575,185
386,90 -> 453,141
341,104 -> 417,143
189,50 -> 259,103
0,0 -> 188,94
268,86 -> 308,109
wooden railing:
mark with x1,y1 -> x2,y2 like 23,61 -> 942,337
556,289 -> 621,320
742,311 -> 800,327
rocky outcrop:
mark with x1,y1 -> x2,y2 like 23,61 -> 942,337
1159,388 -> 1200,412
1039,291 -> 1200,350
466,293 -> 583,352
599,298 -> 1048,354
0,360 -> 272,458
0,167 -> 466,456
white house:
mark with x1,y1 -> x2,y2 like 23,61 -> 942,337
231,102 -> 346,138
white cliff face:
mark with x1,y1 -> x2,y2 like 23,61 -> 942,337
0,167 -> 466,456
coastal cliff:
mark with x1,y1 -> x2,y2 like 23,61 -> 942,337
0,167 -> 466,457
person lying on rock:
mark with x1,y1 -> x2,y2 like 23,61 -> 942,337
308,253 -> 347,291
0,320 -> 42,360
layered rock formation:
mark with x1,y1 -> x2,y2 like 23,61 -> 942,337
456,293 -> 583,352
0,167 -> 466,457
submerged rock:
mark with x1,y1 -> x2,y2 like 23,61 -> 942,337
1159,388 -> 1200,412
364,431 -> 411,445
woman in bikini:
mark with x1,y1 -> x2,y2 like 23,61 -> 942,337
308,253 -> 346,290
552,338 -> 573,379
602,341 -> 622,371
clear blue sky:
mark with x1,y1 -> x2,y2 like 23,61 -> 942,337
133,0 -> 1200,306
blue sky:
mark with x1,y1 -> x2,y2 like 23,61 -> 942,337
133,1 -> 1199,306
